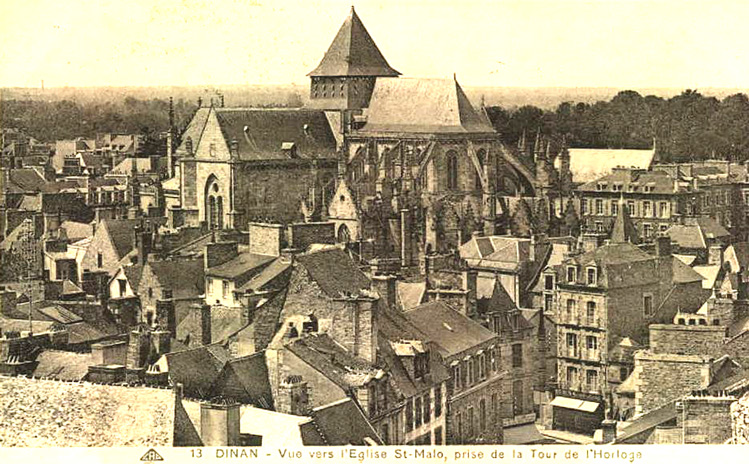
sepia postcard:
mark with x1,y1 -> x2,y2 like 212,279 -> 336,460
1,0 -> 748,462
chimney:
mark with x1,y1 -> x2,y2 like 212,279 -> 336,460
198,303 -> 212,346
277,376 -> 312,416
248,223 -> 283,257
204,241 -> 239,270
331,299 -> 377,363
601,419 -> 617,444
200,401 -> 241,446
91,340 -> 127,365
655,235 -> 672,257
708,245 -> 724,266
462,269 -> 478,317
133,225 -> 152,265
371,274 -> 397,311
156,293 -> 176,336
126,327 -> 151,370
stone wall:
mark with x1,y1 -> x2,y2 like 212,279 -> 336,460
633,351 -> 712,415
287,222 -> 335,250
649,324 -> 726,356
248,223 -> 283,256
678,393 -> 735,444
732,391 -> 749,444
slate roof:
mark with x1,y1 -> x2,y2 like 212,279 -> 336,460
403,301 -> 496,358
216,353 -> 274,408
668,218 -> 729,250
360,78 -> 494,134
236,258 -> 292,293
295,247 -> 371,297
206,253 -> 275,280
578,167 -> 678,194
308,7 -> 399,77
614,401 -> 677,444
60,221 -> 94,243
65,321 -> 118,345
6,168 -> 49,193
101,219 -> 142,259
309,398 -> 382,445
555,148 -> 655,184
213,108 -> 338,161
459,235 -> 532,270
35,305 -> 83,324
32,350 -> 96,381
165,344 -> 232,398
147,258 -> 205,298
107,157 -> 152,176
0,376 -> 180,446
121,264 -> 144,291
286,334 -> 381,390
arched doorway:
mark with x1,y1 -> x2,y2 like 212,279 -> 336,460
337,224 -> 351,243
205,176 -> 224,230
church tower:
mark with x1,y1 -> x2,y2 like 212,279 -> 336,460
307,6 -> 400,111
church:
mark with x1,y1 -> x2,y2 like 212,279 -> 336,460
163,7 -> 554,262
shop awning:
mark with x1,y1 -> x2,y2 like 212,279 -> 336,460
550,396 -> 600,413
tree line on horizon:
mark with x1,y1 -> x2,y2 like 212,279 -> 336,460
3,89 -> 749,163
486,89 -> 749,163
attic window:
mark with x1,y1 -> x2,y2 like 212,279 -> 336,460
586,267 -> 597,286
443,322 -> 454,332
566,265 -> 577,283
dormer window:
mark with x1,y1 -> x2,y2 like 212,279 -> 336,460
586,267 -> 597,286
567,265 -> 578,283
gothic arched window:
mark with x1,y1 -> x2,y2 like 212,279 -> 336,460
205,176 -> 224,230
475,149 -> 486,190
446,150 -> 459,190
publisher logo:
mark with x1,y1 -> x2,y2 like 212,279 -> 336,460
140,449 -> 164,462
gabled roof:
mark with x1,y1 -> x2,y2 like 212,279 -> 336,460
308,7 -> 399,77
236,258 -> 291,293
147,258 -> 205,298
295,247 -> 371,298
33,350 -> 96,381
668,218 -> 730,250
165,344 -> 232,398
309,398 -> 382,445
100,219 -> 141,260
60,221 -> 94,243
286,333 -> 382,390
206,253 -> 275,281
359,78 -> 495,134
6,168 -> 49,193
578,167 -> 678,194
107,157 -> 152,176
403,301 -> 496,358
213,108 -> 338,161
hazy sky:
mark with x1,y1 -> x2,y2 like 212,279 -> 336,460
1,0 -> 747,89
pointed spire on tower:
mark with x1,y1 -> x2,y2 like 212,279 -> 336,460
610,194 -> 640,244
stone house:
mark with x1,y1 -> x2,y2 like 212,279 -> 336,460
552,228 -> 707,432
